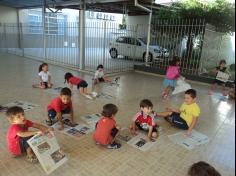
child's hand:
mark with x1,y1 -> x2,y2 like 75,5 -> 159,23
166,107 -> 172,112
186,130 -> 192,136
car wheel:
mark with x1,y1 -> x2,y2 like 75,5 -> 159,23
110,48 -> 118,59
143,52 -> 153,62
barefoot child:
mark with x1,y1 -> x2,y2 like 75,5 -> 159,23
130,99 -> 158,141
94,104 -> 121,149
33,63 -> 53,89
64,72 -> 93,99
6,106 -> 52,163
93,64 -> 111,85
46,87 -> 75,130
159,89 -> 200,135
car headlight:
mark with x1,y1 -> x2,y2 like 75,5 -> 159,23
154,49 -> 161,53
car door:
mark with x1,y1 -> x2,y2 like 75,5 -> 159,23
125,37 -> 139,58
134,39 -> 143,59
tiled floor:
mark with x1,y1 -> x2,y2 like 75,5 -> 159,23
0,53 -> 235,176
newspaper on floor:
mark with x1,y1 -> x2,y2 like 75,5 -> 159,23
172,77 -> 191,95
168,130 -> 210,150
116,128 -> 133,142
80,113 -> 101,124
52,119 -> 93,139
3,101 -> 38,111
0,106 -> 8,112
216,71 -> 230,82
45,87 -> 63,95
27,131 -> 67,175
95,93 -> 114,99
127,133 -> 157,152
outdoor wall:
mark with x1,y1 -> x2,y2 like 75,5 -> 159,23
200,24 -> 235,71
0,6 -> 17,23
127,15 -> 149,37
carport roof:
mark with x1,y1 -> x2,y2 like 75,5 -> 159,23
0,0 -> 163,15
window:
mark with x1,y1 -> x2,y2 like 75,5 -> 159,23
116,37 -> 126,43
28,12 -> 66,35
96,12 -> 103,19
110,15 -> 115,21
28,14 -> 42,34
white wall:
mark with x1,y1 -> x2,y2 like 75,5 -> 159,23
0,6 -> 17,23
127,15 -> 149,37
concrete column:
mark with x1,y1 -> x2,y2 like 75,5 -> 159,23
79,1 -> 86,70
42,0 -> 47,60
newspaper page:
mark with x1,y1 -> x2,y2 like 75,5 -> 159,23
216,71 -> 230,82
116,128 -> 133,142
3,100 -> 38,112
168,130 -> 209,150
27,131 -> 67,175
127,133 -> 157,152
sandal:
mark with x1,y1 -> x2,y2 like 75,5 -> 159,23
27,156 -> 38,163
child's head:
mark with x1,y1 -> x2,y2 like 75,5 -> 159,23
39,63 -> 48,73
6,106 -> 25,124
140,99 -> 153,115
219,60 -> 226,68
184,89 -> 197,105
60,87 -> 72,104
97,64 -> 104,71
102,104 -> 118,118
64,72 -> 74,83
170,56 -> 181,66
188,161 -> 221,176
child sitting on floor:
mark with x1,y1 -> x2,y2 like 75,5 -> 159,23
188,161 -> 221,176
208,60 -> 228,95
93,104 -> 121,149
33,63 -> 53,89
159,89 -> 200,135
46,87 -> 75,130
93,64 -> 111,85
6,106 -> 52,163
64,72 -> 93,99
130,99 -> 158,141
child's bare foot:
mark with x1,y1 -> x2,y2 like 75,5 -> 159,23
27,155 -> 38,163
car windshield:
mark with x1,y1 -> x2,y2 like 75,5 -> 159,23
138,38 -> 156,45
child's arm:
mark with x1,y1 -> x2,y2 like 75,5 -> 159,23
166,107 -> 180,113
69,83 -> 73,89
17,131 -> 39,138
70,109 -> 74,123
32,122 -> 53,134
48,74 -> 52,85
147,126 -> 153,140
39,75 -> 43,83
130,122 -> 137,135
186,116 -> 198,135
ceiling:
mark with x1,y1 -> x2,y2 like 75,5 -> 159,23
0,0 -> 163,15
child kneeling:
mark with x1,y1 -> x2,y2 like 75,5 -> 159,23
93,104 -> 121,149
130,99 -> 158,141
6,106 -> 52,163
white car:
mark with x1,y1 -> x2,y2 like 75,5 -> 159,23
109,36 -> 169,62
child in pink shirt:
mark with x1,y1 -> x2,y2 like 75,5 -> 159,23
162,56 -> 181,99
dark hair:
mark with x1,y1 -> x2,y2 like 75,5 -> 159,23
60,87 -> 72,96
140,99 -> 153,108
188,161 -> 221,176
219,60 -> 226,65
97,64 -> 104,70
102,104 -> 118,118
169,56 -> 181,66
6,106 -> 24,119
64,72 -> 74,84
185,89 -> 197,99
39,63 -> 48,73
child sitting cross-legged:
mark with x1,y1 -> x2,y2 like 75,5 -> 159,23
130,99 -> 158,141
159,89 -> 201,136
93,104 -> 122,149
6,106 -> 53,163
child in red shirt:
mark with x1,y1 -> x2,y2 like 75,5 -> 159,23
47,87 -> 75,130
64,72 -> 93,99
6,106 -> 52,163
130,99 -> 158,141
93,104 -> 121,149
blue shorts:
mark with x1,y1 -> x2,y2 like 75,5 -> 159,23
48,108 -> 71,120
163,79 -> 177,88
